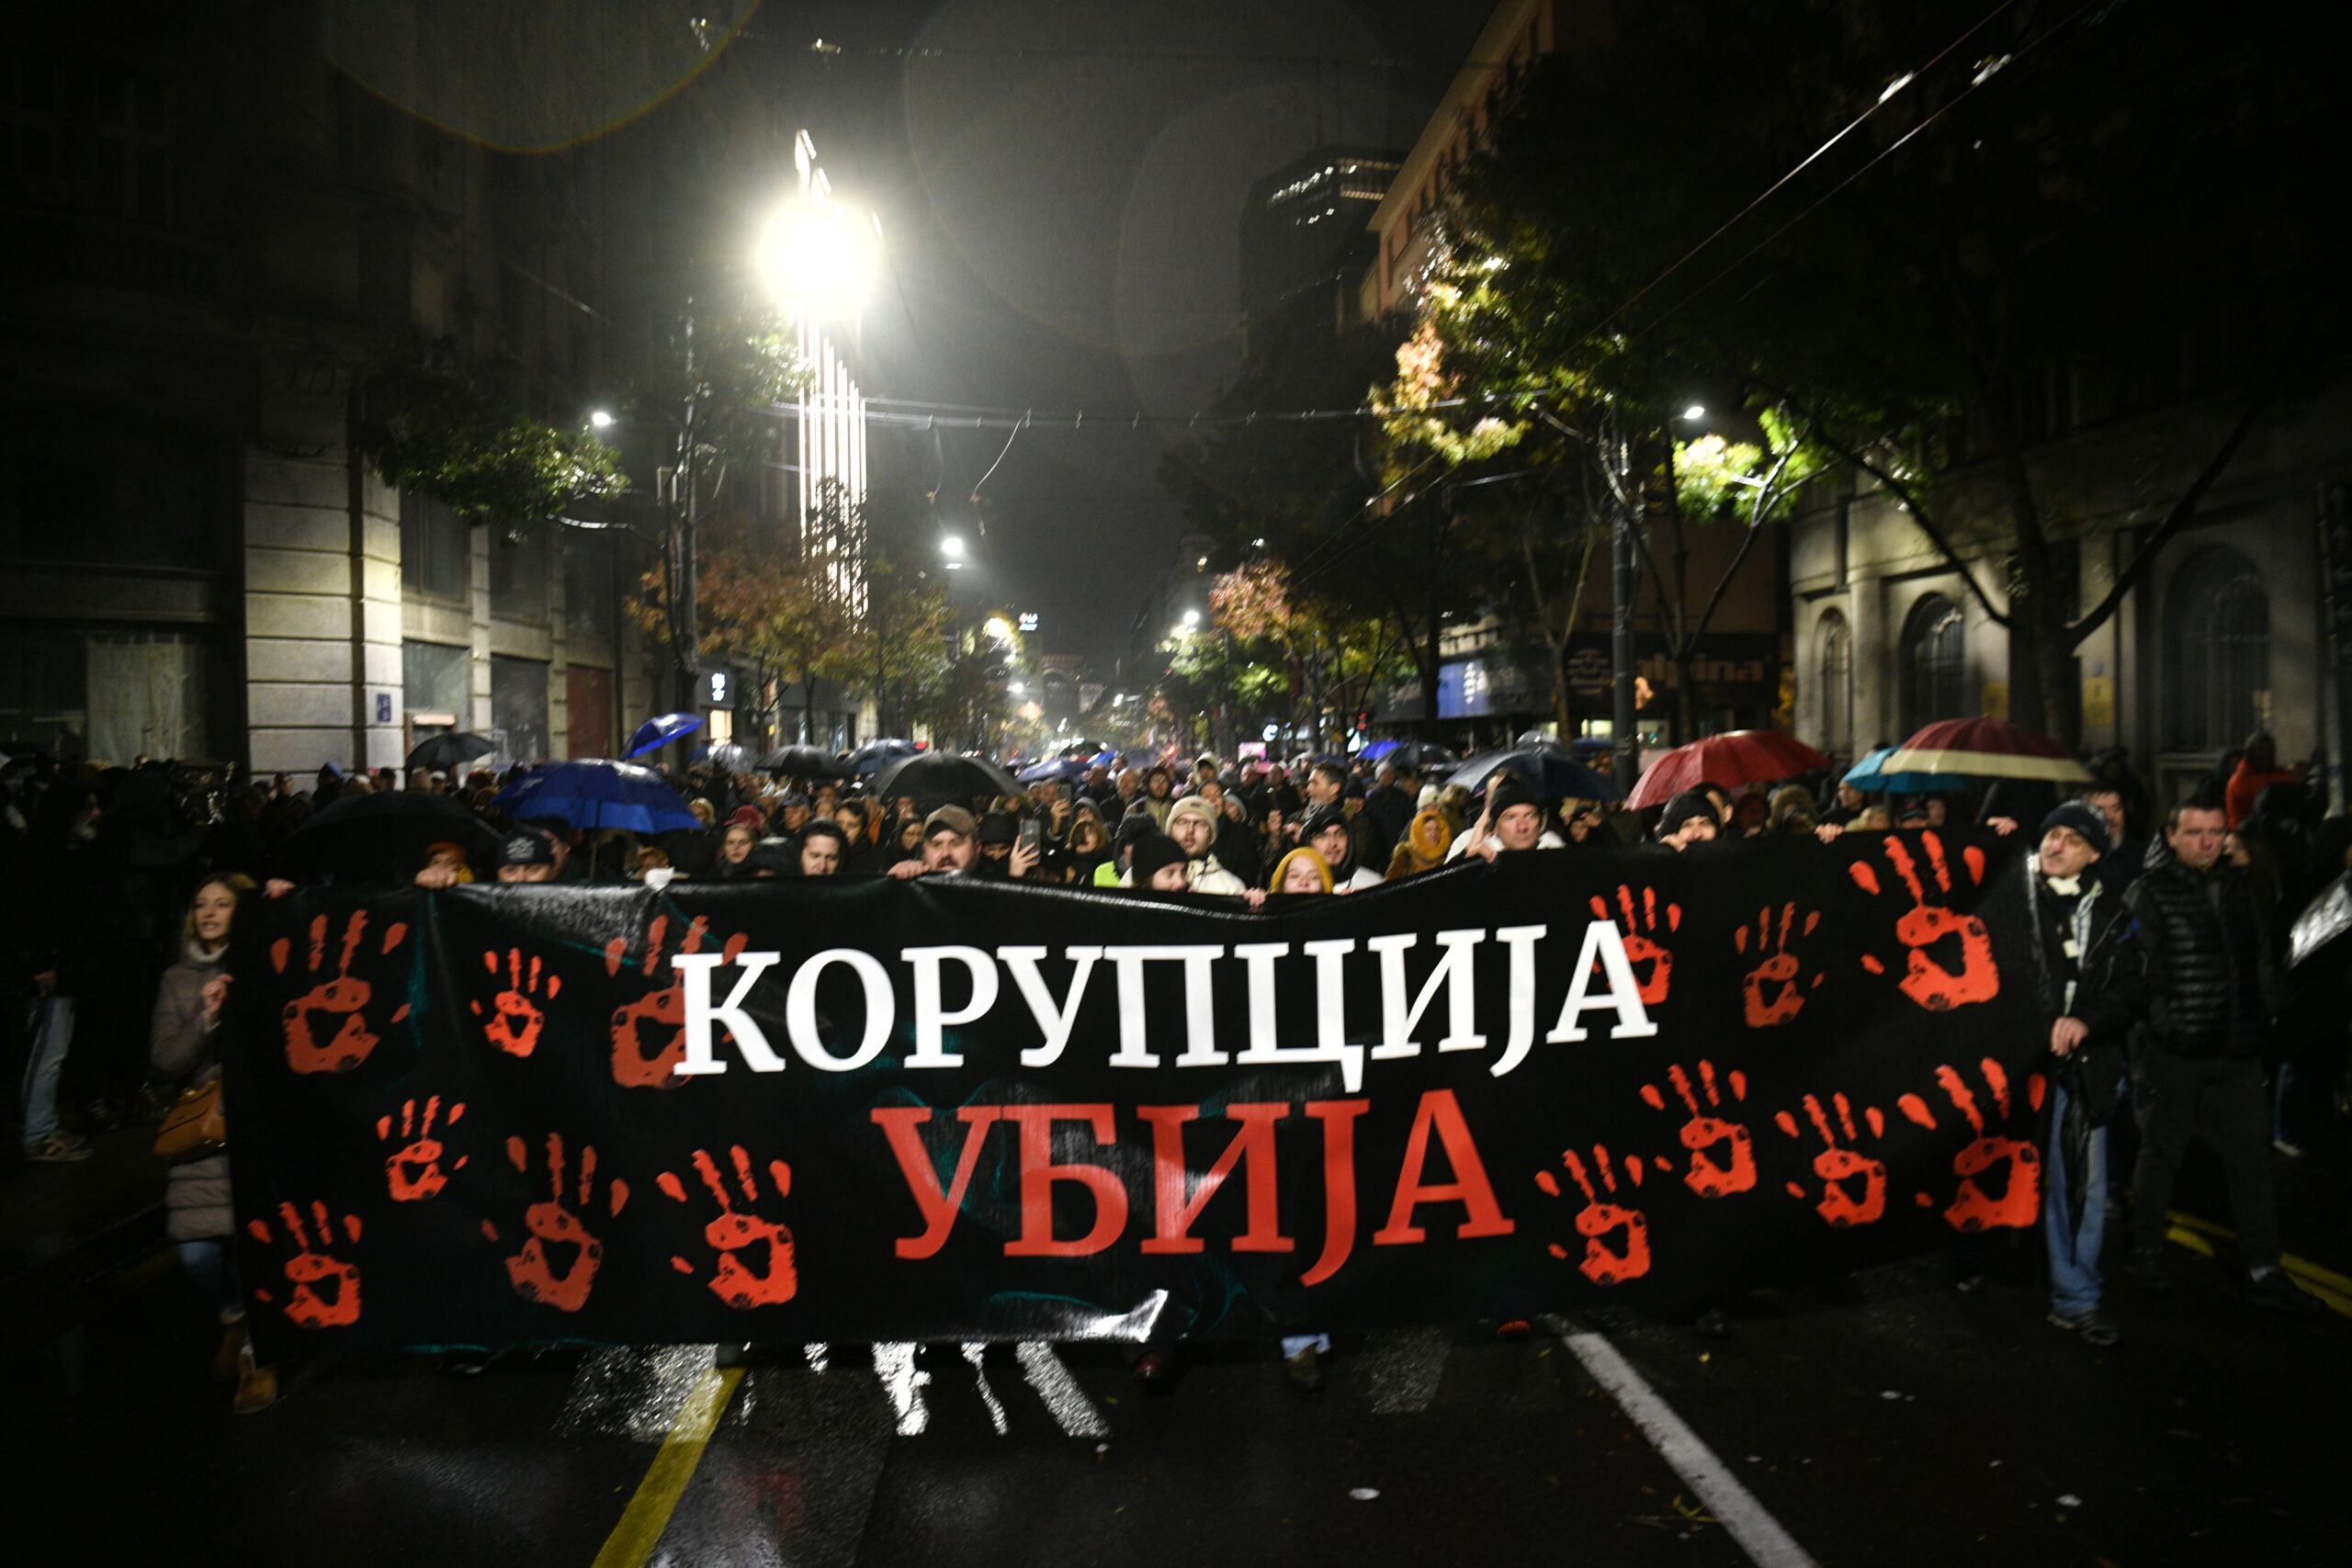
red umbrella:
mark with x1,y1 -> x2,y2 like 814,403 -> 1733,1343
1628,730 -> 1835,809
1883,717 -> 2091,783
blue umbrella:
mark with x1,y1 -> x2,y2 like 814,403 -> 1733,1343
848,738 -> 919,776
1090,749 -> 1118,770
1017,756 -> 1091,784
1359,739 -> 1401,761
1842,747 -> 1971,795
492,760 -> 703,835
624,712 -> 701,759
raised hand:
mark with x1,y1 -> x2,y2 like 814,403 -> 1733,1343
1847,831 -> 1999,1011
472,947 -> 561,1058
1896,1058 -> 2045,1233
1588,885 -> 1682,1005
657,1145 -> 798,1308
488,1132 -> 629,1312
1735,903 -> 1823,1027
1640,1060 -> 1754,1198
1537,1145 -> 1650,1286
375,1095 -> 467,1201
246,1200 -> 363,1327
1775,1091 -> 1887,1228
273,910 -> 409,1073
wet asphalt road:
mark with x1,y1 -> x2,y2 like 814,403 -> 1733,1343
13,1194 -> 2352,1568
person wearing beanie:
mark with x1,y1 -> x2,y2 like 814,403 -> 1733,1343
1098,808 -> 1159,886
973,810 -> 1019,879
2022,798 -> 2139,1346
1298,802 -> 1383,891
1654,790 -> 1720,852
1166,795 -> 1248,894
1446,773 -> 1567,862
1126,832 -> 1192,892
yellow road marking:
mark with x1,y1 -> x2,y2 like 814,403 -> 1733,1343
591,1363 -> 745,1568
2164,1213 -> 2352,1318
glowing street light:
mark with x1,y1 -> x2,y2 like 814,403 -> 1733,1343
1008,682 -> 1026,696
1182,608 -> 1202,628
588,409 -> 616,431
1679,403 -> 1707,422
940,536 -> 964,558
755,194 -> 877,313
983,615 -> 1014,643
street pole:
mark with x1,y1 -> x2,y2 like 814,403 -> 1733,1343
1611,429 -> 1640,795
676,310 -> 699,730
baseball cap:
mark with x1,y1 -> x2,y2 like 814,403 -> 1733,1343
923,805 -> 977,840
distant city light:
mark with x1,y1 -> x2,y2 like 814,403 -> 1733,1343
1251,537 -> 1266,547
1195,555 -> 1208,569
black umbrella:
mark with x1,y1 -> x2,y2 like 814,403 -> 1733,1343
758,743 -> 841,777
1445,739 -> 1618,802
276,790 -> 503,882
869,751 -> 1020,807
405,732 -> 498,773
1382,740 -> 1459,771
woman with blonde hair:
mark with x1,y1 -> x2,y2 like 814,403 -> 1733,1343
150,873 -> 276,1415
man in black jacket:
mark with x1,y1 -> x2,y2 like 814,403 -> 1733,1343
2022,804 -> 2142,1346
2121,802 -> 2321,1314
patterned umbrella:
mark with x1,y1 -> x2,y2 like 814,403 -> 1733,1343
1883,718 -> 2090,784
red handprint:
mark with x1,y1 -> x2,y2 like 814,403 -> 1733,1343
604,916 -> 749,1089
657,1145 -> 799,1308
1588,885 -> 1681,1005
486,1132 -> 629,1312
1535,1145 -> 1649,1285
472,948 -> 560,1058
375,1095 -> 467,1201
1895,1058 -> 2045,1233
1847,832 -> 1998,1011
1736,903 -> 1824,1026
245,1200 -> 363,1327
1638,1060 -> 1754,1197
272,911 -> 410,1073
1774,1091 -> 1888,1228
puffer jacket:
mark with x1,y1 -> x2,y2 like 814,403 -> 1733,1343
2122,839 -> 2278,1059
150,942 -> 233,1242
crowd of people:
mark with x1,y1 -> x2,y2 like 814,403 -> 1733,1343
4,726 -> 2344,1409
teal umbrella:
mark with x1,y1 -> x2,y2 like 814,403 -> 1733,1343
1843,747 -> 1970,795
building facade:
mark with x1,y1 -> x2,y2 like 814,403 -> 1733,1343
1788,389 -> 2351,807
0,6 -> 668,774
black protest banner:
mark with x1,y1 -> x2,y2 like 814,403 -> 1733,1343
224,831 -> 2042,1356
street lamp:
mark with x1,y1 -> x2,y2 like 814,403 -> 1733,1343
1680,403 -> 1706,423
588,408 -> 616,431
1182,608 -> 1201,629
754,196 -> 877,314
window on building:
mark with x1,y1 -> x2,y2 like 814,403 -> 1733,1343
490,654 -> 549,767
488,523 -> 550,624
2165,545 -> 2268,753
1816,610 -> 1853,755
560,530 -> 615,643
399,490 -> 469,602
402,639 -> 469,720
1899,593 -> 1967,736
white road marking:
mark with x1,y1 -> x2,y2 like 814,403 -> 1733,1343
1014,1341 -> 1111,1438
873,1341 -> 931,1436
1559,1330 -> 1815,1568
961,1342 -> 1011,1434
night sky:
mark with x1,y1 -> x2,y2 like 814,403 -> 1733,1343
727,1 -> 1489,667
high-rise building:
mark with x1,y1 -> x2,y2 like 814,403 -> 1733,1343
1238,146 -> 1399,349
